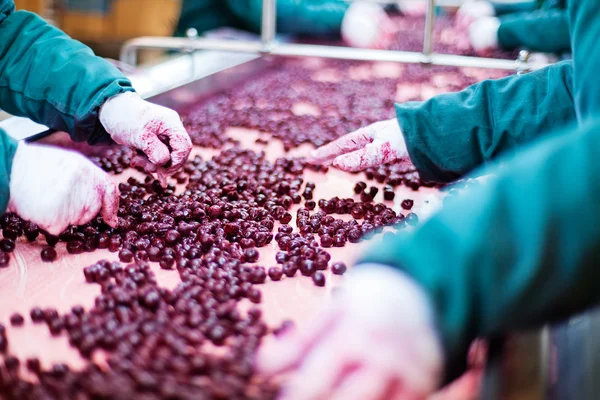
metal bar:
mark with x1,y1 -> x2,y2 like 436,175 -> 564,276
120,36 -> 550,71
119,36 -> 550,72
423,0 -> 436,57
261,0 -> 277,50
120,37 -> 263,66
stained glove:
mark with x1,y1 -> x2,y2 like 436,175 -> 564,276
8,143 -> 119,235
469,17 -> 500,51
257,264 -> 443,400
341,3 -> 397,49
455,1 -> 495,30
99,92 -> 192,185
309,119 -> 411,171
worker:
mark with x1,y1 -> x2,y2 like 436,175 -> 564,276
0,0 -> 192,236
174,0 -> 397,49
257,0 -> 600,397
457,0 -> 570,53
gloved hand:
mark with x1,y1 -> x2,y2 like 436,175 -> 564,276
396,0 -> 429,17
455,1 -> 495,30
341,3 -> 397,49
468,17 -> 500,51
257,264 -> 443,400
8,143 -> 119,235
99,92 -> 192,185
309,119 -> 411,171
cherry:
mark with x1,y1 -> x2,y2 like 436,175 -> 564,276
10,313 -> 24,326
332,262 -> 347,275
401,199 -> 414,210
312,271 -> 326,287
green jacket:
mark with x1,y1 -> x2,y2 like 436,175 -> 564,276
175,0 -> 348,38
360,0 -> 599,385
494,0 -> 570,53
492,0 -> 564,15
0,0 -> 134,211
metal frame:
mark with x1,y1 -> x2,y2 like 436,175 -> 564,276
120,0 -> 548,72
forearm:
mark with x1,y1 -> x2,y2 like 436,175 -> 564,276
498,9 -> 570,53
0,10 -> 134,144
569,0 -> 600,122
360,117 -> 600,383
398,61 -> 575,182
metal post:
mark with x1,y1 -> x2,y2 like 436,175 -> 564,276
516,50 -> 531,75
186,28 -> 199,79
261,0 -> 277,52
423,0 -> 436,59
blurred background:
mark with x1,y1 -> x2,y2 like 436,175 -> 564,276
13,0 -> 182,62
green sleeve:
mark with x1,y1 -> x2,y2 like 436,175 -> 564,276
397,61 -> 576,183
0,3 -> 135,145
492,1 -> 537,16
224,0 -> 349,36
498,10 -> 570,53
175,0 -> 242,36
0,128 -> 17,213
360,118 -> 600,383
568,0 -> 600,123
363,0 -> 599,384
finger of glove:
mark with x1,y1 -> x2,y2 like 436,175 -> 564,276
42,220 -> 70,237
256,305 -> 341,376
309,128 -> 374,164
72,169 -> 107,227
332,141 -> 392,172
157,168 -> 169,188
141,129 -> 171,166
101,181 -> 119,228
279,332 -> 360,400
131,154 -> 158,174
160,123 -> 192,174
131,153 -> 166,187
329,367 -> 399,400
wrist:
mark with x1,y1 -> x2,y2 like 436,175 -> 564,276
391,117 -> 412,164
99,91 -> 143,133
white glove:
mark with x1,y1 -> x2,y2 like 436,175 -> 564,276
99,92 -> 192,185
342,3 -> 397,49
309,119 -> 410,172
455,1 -> 495,30
396,0 -> 429,16
257,264 -> 443,400
469,17 -> 500,51
8,143 -> 119,235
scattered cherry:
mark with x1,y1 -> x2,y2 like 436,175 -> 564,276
40,247 -> 57,262
332,262 -> 347,275
401,199 -> 414,210
10,313 -> 24,326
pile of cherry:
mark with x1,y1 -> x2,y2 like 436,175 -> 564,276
0,146 -> 418,398
0,54 -> 509,397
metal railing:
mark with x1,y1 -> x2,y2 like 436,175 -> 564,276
120,0 -> 548,72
